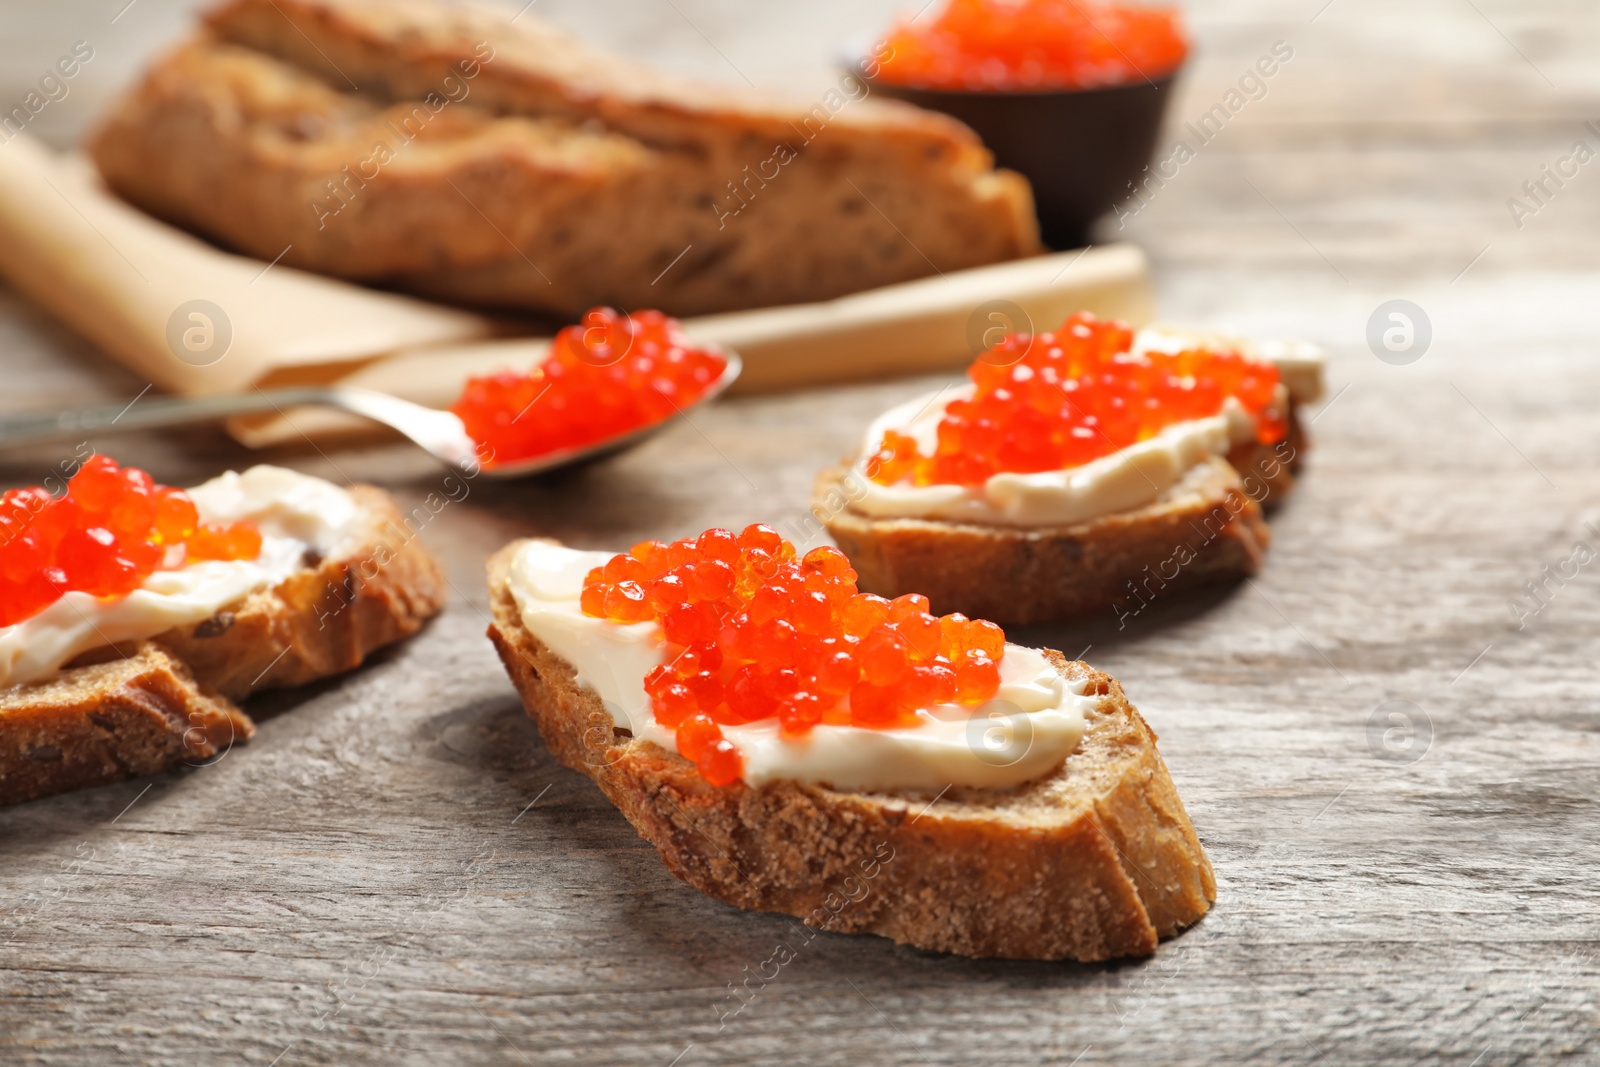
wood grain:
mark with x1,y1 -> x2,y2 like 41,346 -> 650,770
3,0 -> 1600,1064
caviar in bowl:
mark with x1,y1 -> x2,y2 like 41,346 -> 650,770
855,0 -> 1187,249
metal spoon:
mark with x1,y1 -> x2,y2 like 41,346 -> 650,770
0,354 -> 742,479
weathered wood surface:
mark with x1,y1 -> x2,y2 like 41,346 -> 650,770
4,1 -> 1600,1064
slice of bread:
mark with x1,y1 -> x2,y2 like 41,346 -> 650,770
88,0 -> 1040,319
0,483 -> 445,805
486,540 -> 1214,961
820,454 -> 1272,627
153,485 -> 447,700
0,643 -> 252,806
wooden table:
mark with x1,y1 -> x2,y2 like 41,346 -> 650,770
4,1 -> 1599,1063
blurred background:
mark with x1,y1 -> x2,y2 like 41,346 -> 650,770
6,0 -> 1596,277
4,0 -> 1597,386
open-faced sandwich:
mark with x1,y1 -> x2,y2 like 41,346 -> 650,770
486,523 -> 1213,961
0,458 -> 444,804
818,312 -> 1324,625
88,0 -> 1038,318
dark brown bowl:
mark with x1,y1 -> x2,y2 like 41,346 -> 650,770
857,68 -> 1179,250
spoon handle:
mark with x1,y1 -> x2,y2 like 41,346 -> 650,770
0,388 -> 335,447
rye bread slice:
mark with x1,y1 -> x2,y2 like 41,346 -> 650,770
486,540 -> 1214,961
820,455 -> 1272,627
0,483 -> 445,805
88,0 -> 1039,319
154,485 -> 446,700
0,642 -> 251,806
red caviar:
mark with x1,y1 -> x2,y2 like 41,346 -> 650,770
874,0 -> 1187,91
581,525 -> 1008,786
453,307 -> 727,467
867,312 -> 1286,489
0,456 -> 262,628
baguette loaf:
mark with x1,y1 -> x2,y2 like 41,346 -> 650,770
88,0 -> 1040,318
0,482 -> 445,805
486,540 -> 1214,961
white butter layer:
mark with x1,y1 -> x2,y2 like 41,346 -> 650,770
506,542 -> 1091,792
1137,325 -> 1325,404
849,388 -> 1256,528
847,325 -> 1315,529
0,465 -> 358,689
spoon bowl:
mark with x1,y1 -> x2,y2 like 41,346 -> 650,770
472,349 -> 743,479
0,351 -> 743,478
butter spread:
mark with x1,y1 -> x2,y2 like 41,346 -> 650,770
506,541 -> 1092,792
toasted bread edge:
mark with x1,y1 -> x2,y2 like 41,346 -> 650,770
155,485 -> 447,700
818,455 -> 1271,626
0,642 -> 253,805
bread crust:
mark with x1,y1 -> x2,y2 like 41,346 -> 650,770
819,455 -> 1271,626
1224,402 -> 1309,508
88,0 -> 1040,318
0,483 -> 444,804
154,485 -> 446,700
485,540 -> 1214,961
0,643 -> 251,806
